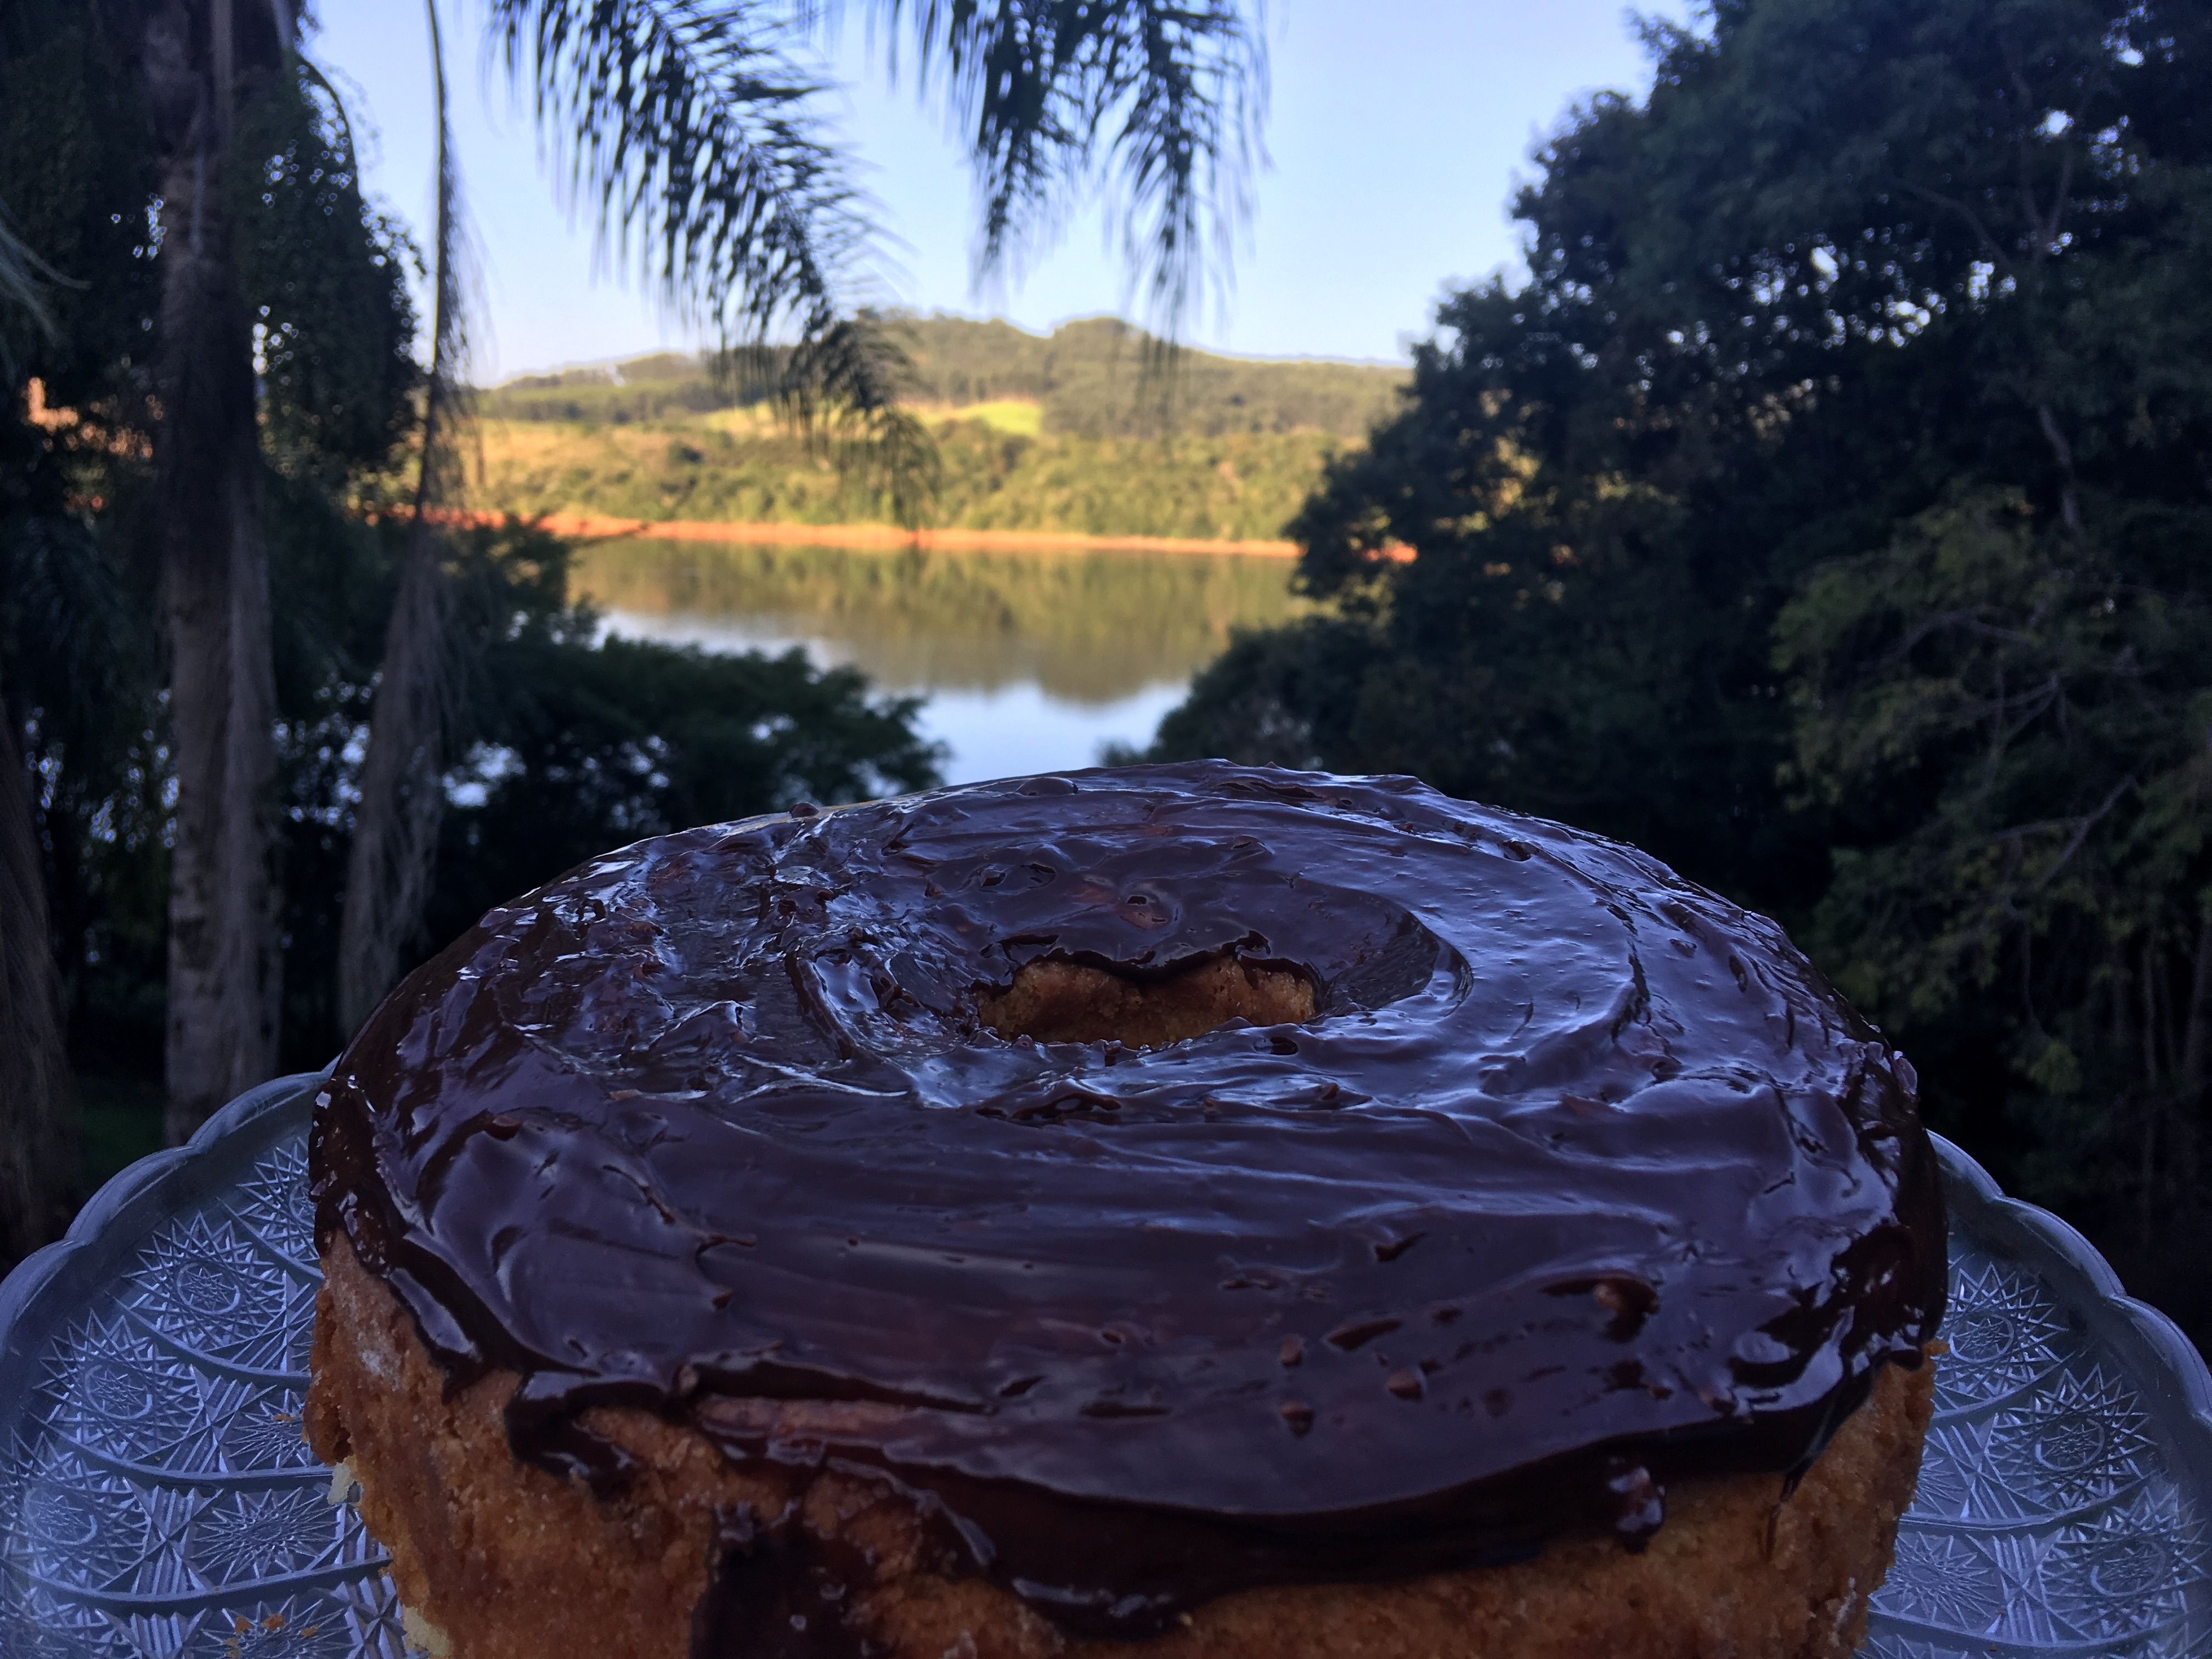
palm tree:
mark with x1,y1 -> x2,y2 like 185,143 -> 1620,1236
334,0 -> 1270,1035
0,210 -> 55,352
127,0 -> 297,1143
334,0 -> 469,1035
117,0 -> 1266,1135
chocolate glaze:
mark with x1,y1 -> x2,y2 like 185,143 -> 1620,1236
312,762 -> 1945,1650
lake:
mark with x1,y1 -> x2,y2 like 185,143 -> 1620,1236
571,539 -> 1310,785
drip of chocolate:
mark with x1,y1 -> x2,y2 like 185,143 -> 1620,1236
312,762 -> 1945,1646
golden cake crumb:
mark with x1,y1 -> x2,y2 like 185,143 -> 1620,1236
309,1234 -> 1934,1659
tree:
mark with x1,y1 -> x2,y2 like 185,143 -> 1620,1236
1146,0 -> 2212,1341
3,0 -> 420,1230
0,206 -> 75,1267
322,0 -> 1272,1052
0,660 -> 67,1269
418,527 -> 945,950
35,0 -> 1274,1141
1776,492 -> 2212,1300
0,211 -> 56,351
0,0 -> 962,1259
334,0 -> 466,1035
127,0 -> 299,1142
0,1 -> 168,1261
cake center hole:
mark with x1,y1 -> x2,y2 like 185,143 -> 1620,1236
979,953 -> 1316,1048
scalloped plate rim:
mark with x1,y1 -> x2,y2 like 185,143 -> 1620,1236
0,1068 -> 330,1362
11,1091 -> 2205,1421
2,1081 -> 2209,1658
1928,1128 -> 2212,1477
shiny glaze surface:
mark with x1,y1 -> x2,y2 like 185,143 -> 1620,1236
312,763 -> 1945,1643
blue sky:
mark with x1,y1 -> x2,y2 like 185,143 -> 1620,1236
310,0 -> 1688,380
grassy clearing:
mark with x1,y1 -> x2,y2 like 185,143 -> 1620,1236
471,414 -> 1356,541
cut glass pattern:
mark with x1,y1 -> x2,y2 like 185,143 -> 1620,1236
1,1077 -> 2206,1656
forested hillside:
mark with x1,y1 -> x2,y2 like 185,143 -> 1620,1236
482,314 -> 1407,436
470,316 -> 1407,538
1139,0 -> 2212,1344
474,416 -> 1347,541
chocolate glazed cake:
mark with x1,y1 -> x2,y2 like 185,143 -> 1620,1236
306,762 -> 1946,1659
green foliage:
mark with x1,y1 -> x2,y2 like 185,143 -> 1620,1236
897,316 -> 1406,440
489,0 -> 1272,504
1157,266 -> 1841,906
0,207 -> 58,369
263,516 -> 942,1067
0,1 -> 943,1107
424,586 -> 943,952
1146,0 -> 2212,1341
475,0 -> 1265,495
483,0 -> 921,486
1775,490 -> 2212,1237
224,63 -> 422,479
0,507 -> 163,1083
0,2 -> 157,399
484,357 -> 734,424
484,314 -> 1406,437
476,411 -> 1350,540
253,517 -> 943,1054
0,1 -> 165,1118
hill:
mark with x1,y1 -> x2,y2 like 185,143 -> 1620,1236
471,414 -> 1351,543
466,317 -> 1407,540
478,314 -> 1408,441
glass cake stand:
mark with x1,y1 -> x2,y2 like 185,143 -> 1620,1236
2,1073 -> 2207,1658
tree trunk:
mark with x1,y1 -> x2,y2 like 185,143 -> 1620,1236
336,522 -> 452,1032
152,0 -> 284,1144
0,682 -> 76,1271
337,0 -> 464,1034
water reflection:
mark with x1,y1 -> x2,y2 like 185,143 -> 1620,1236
572,539 -> 1307,783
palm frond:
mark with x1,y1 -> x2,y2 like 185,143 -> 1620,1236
736,311 -> 940,524
0,202 -> 59,374
844,0 -> 1269,336
488,0 -> 874,345
487,0 -> 928,503
294,58 -> 365,200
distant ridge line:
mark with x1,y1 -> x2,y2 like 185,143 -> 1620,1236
425,508 -> 1414,562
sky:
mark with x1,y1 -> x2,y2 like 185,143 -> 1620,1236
309,1 -> 1689,382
